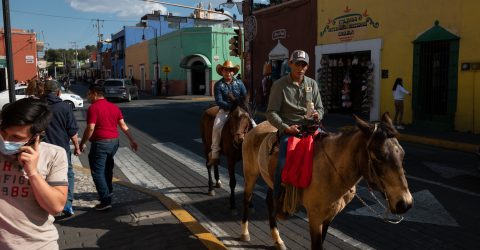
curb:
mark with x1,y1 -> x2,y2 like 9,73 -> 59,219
337,125 -> 478,153
73,165 -> 226,250
115,181 -> 227,250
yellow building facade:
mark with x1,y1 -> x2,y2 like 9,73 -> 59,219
125,40 -> 151,92
316,0 -> 480,133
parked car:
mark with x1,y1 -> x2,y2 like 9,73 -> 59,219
94,79 -> 105,85
0,85 -> 83,110
103,78 -> 139,102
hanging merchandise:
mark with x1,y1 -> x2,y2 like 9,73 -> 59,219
341,72 -> 352,108
352,56 -> 359,65
361,64 -> 374,114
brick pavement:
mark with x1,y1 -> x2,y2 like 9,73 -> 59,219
54,165 -> 221,250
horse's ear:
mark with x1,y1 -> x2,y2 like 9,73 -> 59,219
381,112 -> 394,126
354,114 -> 372,135
381,112 -> 400,137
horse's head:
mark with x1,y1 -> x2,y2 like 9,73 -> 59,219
355,112 -> 413,214
228,96 -> 252,145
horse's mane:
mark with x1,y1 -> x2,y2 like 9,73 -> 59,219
229,96 -> 251,116
323,120 -> 398,146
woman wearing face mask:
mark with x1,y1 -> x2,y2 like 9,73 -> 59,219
0,98 -> 68,250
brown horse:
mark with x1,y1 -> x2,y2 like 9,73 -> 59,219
240,113 -> 413,250
200,97 -> 252,210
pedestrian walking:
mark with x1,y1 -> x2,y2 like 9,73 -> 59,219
392,77 -> 411,129
79,83 -> 138,211
0,98 -> 68,249
42,80 -> 81,218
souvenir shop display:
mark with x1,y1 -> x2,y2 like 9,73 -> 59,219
318,52 -> 373,114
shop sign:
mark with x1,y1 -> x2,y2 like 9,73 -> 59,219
272,29 -> 286,40
319,6 -> 379,42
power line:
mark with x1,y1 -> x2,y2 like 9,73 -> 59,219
11,9 -> 138,23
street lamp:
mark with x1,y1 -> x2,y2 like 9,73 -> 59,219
141,21 -> 161,96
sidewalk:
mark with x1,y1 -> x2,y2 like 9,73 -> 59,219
54,165 -> 225,250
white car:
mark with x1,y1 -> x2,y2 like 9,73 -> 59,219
0,85 -> 84,110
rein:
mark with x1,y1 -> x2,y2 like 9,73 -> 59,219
322,123 -> 404,224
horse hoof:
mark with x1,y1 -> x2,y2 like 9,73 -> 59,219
240,234 -> 250,241
230,208 -> 238,216
275,242 -> 287,250
215,181 -> 222,188
208,190 -> 215,196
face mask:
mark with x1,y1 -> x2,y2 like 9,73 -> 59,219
0,135 -> 27,155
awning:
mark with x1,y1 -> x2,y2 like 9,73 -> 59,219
179,54 -> 212,69
268,40 -> 289,60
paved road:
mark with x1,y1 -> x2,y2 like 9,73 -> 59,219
69,83 -> 480,249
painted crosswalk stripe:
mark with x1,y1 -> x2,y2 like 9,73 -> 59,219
113,147 -> 243,248
153,142 -> 373,250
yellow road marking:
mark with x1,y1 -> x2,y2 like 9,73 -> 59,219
74,165 -> 226,250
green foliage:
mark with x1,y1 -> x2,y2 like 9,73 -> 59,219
45,46 -> 97,72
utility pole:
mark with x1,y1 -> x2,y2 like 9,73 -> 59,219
2,0 -> 16,102
93,19 -> 104,79
69,41 -> 78,80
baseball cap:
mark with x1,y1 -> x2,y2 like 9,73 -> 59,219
44,80 -> 61,93
290,50 -> 309,64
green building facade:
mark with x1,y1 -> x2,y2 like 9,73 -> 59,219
148,26 -> 242,96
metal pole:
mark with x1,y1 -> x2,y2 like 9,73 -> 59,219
155,20 -> 160,96
2,0 -> 16,103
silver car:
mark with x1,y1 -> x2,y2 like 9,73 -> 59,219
103,79 -> 139,102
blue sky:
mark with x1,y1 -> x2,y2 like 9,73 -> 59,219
1,0 -> 242,50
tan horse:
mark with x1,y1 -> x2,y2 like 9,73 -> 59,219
240,113 -> 413,250
200,97 -> 252,210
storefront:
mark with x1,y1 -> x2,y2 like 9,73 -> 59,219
250,0 -> 317,107
316,1 -> 480,133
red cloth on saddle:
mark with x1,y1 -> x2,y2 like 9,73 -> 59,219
281,132 -> 318,188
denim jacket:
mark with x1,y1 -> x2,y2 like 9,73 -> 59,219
214,78 -> 247,110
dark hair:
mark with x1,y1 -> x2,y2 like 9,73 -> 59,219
0,97 -> 52,135
89,83 -> 105,96
392,78 -> 403,91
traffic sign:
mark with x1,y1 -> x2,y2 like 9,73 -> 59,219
162,65 -> 171,73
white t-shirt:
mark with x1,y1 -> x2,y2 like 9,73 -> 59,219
0,142 -> 68,250
393,85 -> 410,101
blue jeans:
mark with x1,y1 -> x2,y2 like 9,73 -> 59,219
64,151 -> 74,211
274,133 -> 289,200
88,139 -> 119,205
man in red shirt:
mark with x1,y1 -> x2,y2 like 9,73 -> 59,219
79,84 -> 138,210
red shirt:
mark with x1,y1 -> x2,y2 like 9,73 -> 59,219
87,98 -> 123,141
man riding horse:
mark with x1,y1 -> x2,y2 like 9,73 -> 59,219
207,60 -> 255,167
266,50 -> 324,218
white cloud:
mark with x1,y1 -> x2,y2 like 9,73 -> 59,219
66,0 -> 167,18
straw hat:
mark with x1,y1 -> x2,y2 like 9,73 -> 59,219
216,60 -> 240,76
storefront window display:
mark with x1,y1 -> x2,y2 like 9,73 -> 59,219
317,51 -> 374,115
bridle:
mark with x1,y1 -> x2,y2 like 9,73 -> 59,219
323,123 -> 404,224
359,123 -> 404,224
232,111 -> 251,149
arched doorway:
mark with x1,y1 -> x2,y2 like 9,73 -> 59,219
191,61 -> 206,95
180,54 -> 211,96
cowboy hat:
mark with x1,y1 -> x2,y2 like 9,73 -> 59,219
216,60 -> 240,76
